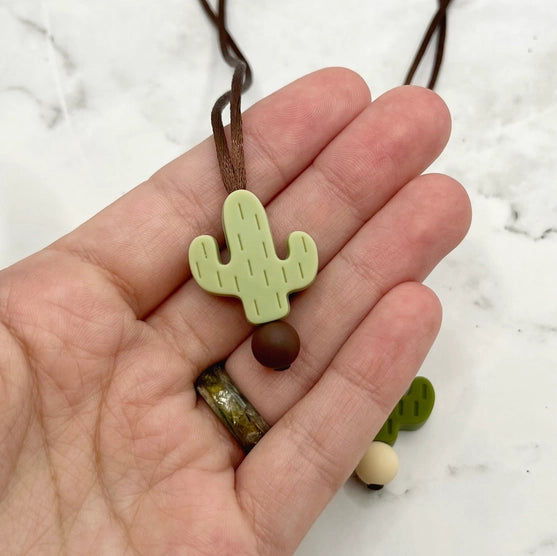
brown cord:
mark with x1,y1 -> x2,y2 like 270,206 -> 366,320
404,0 -> 452,89
199,0 -> 252,193
198,0 -> 452,195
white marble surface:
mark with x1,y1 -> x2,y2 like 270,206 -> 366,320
1,1 -> 556,554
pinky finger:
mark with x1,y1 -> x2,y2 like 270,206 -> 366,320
235,282 -> 442,555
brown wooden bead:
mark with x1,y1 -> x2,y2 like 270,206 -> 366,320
251,321 -> 300,371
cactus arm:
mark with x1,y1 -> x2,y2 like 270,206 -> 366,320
189,235 -> 239,296
188,189 -> 318,324
374,377 -> 435,446
281,231 -> 319,292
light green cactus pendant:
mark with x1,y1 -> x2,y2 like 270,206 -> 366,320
189,190 -> 318,325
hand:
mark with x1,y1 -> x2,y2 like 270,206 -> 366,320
0,68 -> 470,555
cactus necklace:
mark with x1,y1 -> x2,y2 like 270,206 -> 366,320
191,0 -> 318,370
191,0 -> 452,371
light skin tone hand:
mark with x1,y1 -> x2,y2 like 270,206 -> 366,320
0,68 -> 470,555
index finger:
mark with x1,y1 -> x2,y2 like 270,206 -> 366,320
50,68 -> 371,317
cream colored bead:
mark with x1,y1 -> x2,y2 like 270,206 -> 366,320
355,441 -> 399,487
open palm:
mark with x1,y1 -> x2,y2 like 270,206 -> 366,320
0,69 -> 470,555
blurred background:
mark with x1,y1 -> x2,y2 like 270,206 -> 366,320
1,1 -> 556,554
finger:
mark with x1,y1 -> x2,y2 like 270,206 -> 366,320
225,173 -> 470,422
50,68 -> 371,316
0,323 -> 34,490
236,282 -> 442,554
149,86 -> 453,377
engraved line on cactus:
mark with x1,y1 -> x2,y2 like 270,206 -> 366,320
238,202 -> 244,220
247,259 -> 253,276
237,234 -> 244,251
253,299 -> 260,316
414,400 -> 419,416
282,267 -> 288,283
234,276 -> 240,293
262,242 -> 268,259
276,292 -> 282,309
217,271 -> 223,289
195,262 -> 202,278
202,242 -> 208,259
298,262 -> 304,279
301,235 -> 308,253
254,213 -> 261,230
263,270 -> 269,287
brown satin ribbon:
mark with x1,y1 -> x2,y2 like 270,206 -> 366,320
198,0 -> 452,193
198,0 -> 251,193
404,0 -> 452,89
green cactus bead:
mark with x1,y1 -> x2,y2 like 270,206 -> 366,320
374,376 -> 435,446
189,190 -> 318,324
